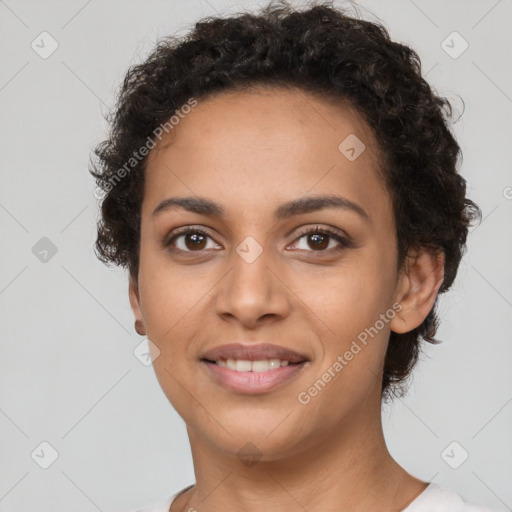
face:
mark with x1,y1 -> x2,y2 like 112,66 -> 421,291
129,86 -> 424,461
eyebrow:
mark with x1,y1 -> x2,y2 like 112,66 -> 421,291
152,194 -> 370,222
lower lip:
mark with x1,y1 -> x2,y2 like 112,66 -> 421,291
201,360 -> 307,394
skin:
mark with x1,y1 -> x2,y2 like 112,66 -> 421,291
129,86 -> 444,512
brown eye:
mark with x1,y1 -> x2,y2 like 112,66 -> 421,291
182,232 -> 207,250
289,226 -> 349,253
306,232 -> 330,250
165,229 -> 220,253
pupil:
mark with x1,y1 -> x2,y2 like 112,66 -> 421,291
309,233 -> 328,250
187,233 -> 206,250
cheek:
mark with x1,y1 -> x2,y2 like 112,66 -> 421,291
140,262 -> 203,413
138,251 -> 204,352
143,285 -> 200,350
291,254 -> 390,336
293,253 -> 396,398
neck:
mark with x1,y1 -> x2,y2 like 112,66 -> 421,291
175,400 -> 427,512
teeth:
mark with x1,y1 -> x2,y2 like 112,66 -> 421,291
235,359 -> 252,372
218,358 -> 291,372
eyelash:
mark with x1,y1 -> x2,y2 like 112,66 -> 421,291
164,225 -> 351,255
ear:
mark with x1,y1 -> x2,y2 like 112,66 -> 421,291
129,274 -> 144,323
390,248 -> 445,334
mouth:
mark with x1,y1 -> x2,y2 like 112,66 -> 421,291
199,343 -> 310,394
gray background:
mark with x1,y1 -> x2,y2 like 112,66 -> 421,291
0,0 -> 511,511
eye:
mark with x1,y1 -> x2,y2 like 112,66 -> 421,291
288,226 -> 350,253
164,227 -> 221,253
164,225 -> 351,255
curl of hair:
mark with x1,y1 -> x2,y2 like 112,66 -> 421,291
89,0 -> 481,402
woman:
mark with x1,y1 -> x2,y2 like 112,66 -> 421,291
90,2 -> 498,511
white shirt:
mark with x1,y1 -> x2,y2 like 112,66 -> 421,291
134,482 -> 502,512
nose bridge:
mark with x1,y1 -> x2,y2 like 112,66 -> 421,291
214,232 -> 289,325
230,234 -> 273,301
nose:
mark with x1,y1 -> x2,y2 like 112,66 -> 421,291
214,243 -> 291,329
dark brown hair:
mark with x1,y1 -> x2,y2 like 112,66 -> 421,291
89,0 -> 481,402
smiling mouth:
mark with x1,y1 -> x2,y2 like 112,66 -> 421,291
200,357 -> 308,395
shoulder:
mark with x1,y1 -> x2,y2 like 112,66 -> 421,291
131,494 -> 175,512
130,484 -> 194,512
404,482 -> 504,512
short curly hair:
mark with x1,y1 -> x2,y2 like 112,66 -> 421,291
89,0 -> 481,402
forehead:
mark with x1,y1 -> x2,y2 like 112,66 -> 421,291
143,86 -> 388,222
149,86 -> 380,161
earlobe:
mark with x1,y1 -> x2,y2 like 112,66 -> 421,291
390,249 -> 445,334
129,276 -> 145,329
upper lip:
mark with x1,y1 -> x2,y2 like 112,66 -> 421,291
200,343 -> 309,363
